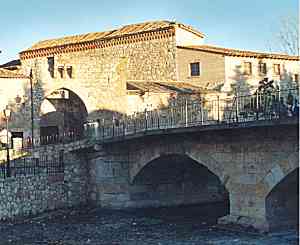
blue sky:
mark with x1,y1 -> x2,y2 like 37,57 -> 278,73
0,0 -> 298,64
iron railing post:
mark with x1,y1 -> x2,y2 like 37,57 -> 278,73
145,110 -> 147,131
201,99 -> 204,125
5,117 -> 11,178
185,99 -> 188,127
134,116 -> 136,134
157,110 -> 160,129
256,92 -> 259,120
123,116 -> 126,137
235,92 -> 239,122
217,96 -> 220,123
102,119 -> 105,141
112,118 -> 115,137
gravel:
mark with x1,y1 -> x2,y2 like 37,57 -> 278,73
0,204 -> 298,245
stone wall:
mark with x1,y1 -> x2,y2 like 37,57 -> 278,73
88,123 -> 299,231
18,34 -> 177,139
0,151 -> 88,220
21,35 -> 177,116
176,47 -> 226,89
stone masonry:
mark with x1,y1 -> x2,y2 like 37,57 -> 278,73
88,124 -> 299,231
0,151 -> 88,220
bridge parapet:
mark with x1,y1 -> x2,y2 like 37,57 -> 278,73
85,87 -> 299,142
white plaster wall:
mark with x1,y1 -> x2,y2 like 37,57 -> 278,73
0,77 -> 28,112
223,56 -> 300,94
127,93 -> 170,115
175,27 -> 204,46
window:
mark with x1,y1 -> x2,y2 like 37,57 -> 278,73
273,64 -> 281,75
243,62 -> 252,75
66,66 -> 73,78
258,62 -> 267,75
58,66 -> 64,78
190,62 -> 200,76
47,57 -> 54,78
293,74 -> 299,82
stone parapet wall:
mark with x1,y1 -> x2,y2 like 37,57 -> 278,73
0,152 -> 88,220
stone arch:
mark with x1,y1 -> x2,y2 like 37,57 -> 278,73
39,87 -> 88,140
39,87 -> 88,115
261,152 -> 299,197
257,152 -> 299,229
129,153 -> 230,211
130,144 -> 228,188
265,167 -> 299,229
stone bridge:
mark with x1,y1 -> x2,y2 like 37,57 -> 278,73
86,119 -> 298,231
22,90 -> 299,232
28,115 -> 298,232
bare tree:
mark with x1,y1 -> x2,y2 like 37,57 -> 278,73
268,16 -> 299,56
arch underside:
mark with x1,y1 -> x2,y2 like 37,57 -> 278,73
129,154 -> 229,215
39,88 -> 88,139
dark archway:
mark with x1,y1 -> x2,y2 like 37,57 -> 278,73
266,168 -> 299,230
40,88 -> 88,141
130,154 -> 229,220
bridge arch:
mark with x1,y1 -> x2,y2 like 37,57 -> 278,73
261,152 -> 299,197
130,144 -> 228,188
39,87 -> 88,140
261,152 -> 299,229
265,167 -> 299,229
129,153 -> 229,213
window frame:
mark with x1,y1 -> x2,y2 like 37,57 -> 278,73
47,56 -> 55,78
243,61 -> 252,75
66,65 -> 73,78
258,62 -> 267,75
58,65 -> 64,79
273,64 -> 281,76
189,62 -> 201,77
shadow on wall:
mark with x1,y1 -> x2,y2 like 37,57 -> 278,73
228,64 -> 254,96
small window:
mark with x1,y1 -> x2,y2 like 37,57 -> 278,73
58,66 -> 64,78
293,74 -> 299,82
47,57 -> 54,78
273,64 -> 281,75
190,62 -> 200,76
258,62 -> 267,74
243,62 -> 252,75
66,66 -> 73,78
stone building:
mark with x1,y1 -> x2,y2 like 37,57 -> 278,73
1,20 -> 299,143
0,68 -> 29,149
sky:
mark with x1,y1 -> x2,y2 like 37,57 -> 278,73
0,0 -> 298,64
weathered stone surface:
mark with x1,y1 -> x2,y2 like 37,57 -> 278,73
0,152 -> 88,220
88,124 -> 298,231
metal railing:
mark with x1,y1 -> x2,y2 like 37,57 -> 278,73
84,87 -> 299,141
0,151 -> 64,179
23,131 -> 84,149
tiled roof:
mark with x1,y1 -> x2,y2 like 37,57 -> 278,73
26,21 -> 205,52
178,45 -> 300,60
127,81 -> 211,94
0,59 -> 21,69
0,68 -> 27,79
